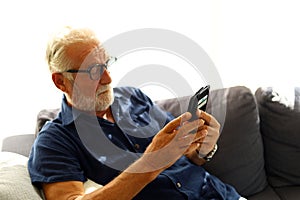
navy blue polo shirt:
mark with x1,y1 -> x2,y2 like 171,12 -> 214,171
28,87 -> 240,200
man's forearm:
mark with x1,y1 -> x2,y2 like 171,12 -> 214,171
79,158 -> 162,200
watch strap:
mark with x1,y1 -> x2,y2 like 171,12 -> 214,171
196,144 -> 218,162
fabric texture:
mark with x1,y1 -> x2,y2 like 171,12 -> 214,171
274,186 -> 300,199
204,86 -> 267,197
0,152 -> 43,200
1,134 -> 35,157
155,95 -> 191,118
0,152 -> 102,199
255,87 -> 300,187
35,108 -> 60,137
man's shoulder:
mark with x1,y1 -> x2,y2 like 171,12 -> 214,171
37,118 -> 76,140
113,86 -> 145,98
113,86 -> 140,93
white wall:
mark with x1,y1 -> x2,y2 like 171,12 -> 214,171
1,0 -> 300,146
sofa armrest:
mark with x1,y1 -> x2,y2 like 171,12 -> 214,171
1,134 -> 35,157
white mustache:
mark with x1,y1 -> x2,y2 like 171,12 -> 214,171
96,84 -> 111,95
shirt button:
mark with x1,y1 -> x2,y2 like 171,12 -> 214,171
134,144 -> 140,150
176,182 -> 182,188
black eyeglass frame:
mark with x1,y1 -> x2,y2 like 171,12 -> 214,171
64,56 -> 117,80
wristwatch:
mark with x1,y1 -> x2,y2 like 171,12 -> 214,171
196,144 -> 218,162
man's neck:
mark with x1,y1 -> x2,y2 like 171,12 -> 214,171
96,107 -> 115,123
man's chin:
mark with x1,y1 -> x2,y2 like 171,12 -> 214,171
95,94 -> 114,111
72,89 -> 114,112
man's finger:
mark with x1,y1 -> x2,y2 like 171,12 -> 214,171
164,112 -> 191,133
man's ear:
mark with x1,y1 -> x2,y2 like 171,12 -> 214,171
52,73 -> 67,92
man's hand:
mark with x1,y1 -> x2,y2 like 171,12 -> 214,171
128,112 -> 204,173
184,110 -> 220,164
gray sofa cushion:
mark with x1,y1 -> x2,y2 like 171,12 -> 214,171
247,186 -> 281,200
0,152 -> 103,199
203,86 -> 267,197
0,152 -> 43,200
1,134 -> 35,157
274,186 -> 300,200
255,87 -> 300,187
35,108 -> 60,137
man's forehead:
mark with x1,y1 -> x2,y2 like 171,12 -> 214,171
67,44 -> 107,68
89,46 -> 107,60
81,47 -> 107,65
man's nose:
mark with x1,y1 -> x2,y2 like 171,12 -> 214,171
99,69 -> 112,85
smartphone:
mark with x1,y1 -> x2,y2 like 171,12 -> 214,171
187,85 -> 210,121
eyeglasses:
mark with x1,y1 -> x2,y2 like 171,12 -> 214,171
64,57 -> 117,80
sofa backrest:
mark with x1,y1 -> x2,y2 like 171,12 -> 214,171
204,86 -> 267,196
255,87 -> 300,188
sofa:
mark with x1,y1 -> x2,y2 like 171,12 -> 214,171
1,86 -> 300,199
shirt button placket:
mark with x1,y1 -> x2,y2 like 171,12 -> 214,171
176,182 -> 182,188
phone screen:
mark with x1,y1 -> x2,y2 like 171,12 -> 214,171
197,93 -> 208,110
187,85 -> 210,121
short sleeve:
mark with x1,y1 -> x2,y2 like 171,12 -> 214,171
28,127 -> 86,187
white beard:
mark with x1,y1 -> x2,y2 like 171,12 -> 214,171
71,84 -> 114,112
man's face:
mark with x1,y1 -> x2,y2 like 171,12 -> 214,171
66,45 -> 114,112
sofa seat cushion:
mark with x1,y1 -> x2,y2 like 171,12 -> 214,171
255,87 -> 300,187
0,152 -> 43,200
274,186 -> 300,200
0,152 -> 103,199
247,185 -> 281,200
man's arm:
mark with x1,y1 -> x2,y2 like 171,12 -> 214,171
42,112 -> 200,200
43,160 -> 161,200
